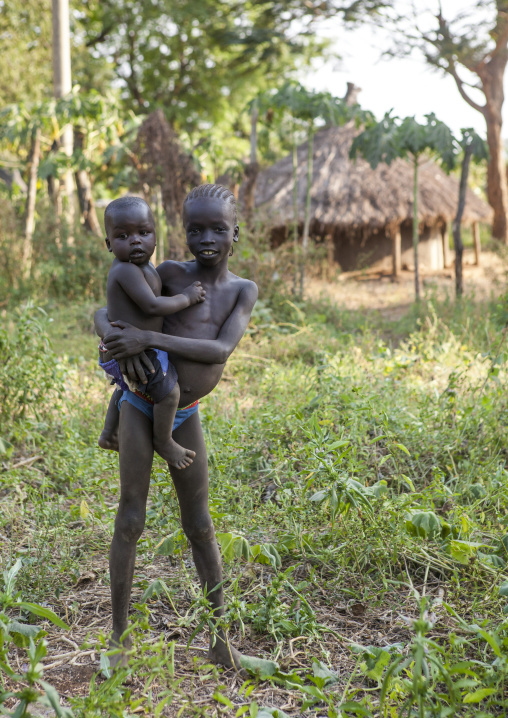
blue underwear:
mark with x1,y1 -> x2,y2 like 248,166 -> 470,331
118,390 -> 199,428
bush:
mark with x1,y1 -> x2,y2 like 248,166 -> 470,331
0,303 -> 64,438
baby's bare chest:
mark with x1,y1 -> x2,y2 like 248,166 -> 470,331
142,265 -> 161,295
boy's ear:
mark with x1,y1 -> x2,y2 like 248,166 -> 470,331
105,237 -> 112,252
233,225 -> 239,242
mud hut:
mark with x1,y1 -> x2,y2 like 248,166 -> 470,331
251,123 -> 493,274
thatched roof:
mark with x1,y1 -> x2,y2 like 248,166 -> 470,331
252,123 -> 493,232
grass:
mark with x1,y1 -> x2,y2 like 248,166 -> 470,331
1,282 -> 508,717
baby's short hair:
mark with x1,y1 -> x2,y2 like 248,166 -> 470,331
184,184 -> 237,224
104,196 -> 153,232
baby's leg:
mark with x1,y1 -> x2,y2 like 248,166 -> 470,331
98,387 -> 121,451
152,383 -> 196,469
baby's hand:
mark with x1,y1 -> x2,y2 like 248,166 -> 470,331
183,281 -> 206,305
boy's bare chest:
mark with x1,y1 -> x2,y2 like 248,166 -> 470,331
164,280 -> 238,336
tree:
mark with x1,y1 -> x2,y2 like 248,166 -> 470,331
351,112 -> 456,301
258,82 -> 356,295
78,0 -> 390,137
0,0 -> 53,107
384,1 -> 508,242
0,90 -> 139,273
52,0 -> 75,238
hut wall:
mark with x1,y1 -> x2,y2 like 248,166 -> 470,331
332,227 -> 393,272
400,222 -> 443,271
332,221 -> 444,272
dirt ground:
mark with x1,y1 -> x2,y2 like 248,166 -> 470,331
306,248 -> 507,320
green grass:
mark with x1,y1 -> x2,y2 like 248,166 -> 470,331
1,289 -> 508,717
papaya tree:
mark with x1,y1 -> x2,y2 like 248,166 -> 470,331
0,89 -> 140,278
257,82 -> 356,295
351,112 -> 456,301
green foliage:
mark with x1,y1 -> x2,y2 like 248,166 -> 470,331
351,111 -> 457,169
0,559 -> 72,717
0,303 -> 64,437
1,285 -> 508,714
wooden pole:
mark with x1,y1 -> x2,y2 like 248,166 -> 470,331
326,234 -> 334,280
392,226 -> 402,277
441,222 -> 451,268
412,156 -> 420,301
473,222 -> 481,266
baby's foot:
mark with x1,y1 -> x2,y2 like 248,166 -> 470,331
154,438 -> 195,470
98,431 -> 119,452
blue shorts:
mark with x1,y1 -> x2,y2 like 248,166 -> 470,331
118,390 -> 199,429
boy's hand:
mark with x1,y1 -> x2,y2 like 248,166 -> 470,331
183,281 -> 206,305
118,354 -> 155,384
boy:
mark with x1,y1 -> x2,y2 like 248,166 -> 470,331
95,184 -> 258,669
99,196 -> 206,470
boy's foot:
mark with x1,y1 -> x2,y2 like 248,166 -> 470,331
108,636 -> 131,670
208,637 -> 244,671
98,432 -> 119,452
154,438 -> 195,470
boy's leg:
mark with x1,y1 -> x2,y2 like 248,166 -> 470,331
152,383 -> 196,470
109,402 -> 154,668
99,387 -> 122,451
169,411 -> 243,670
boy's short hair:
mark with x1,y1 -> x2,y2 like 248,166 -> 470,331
184,184 -> 237,224
104,196 -> 154,233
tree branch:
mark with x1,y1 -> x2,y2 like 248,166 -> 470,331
85,24 -> 114,48
447,60 -> 486,115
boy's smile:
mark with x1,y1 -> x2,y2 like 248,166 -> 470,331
183,197 -> 239,266
105,204 -> 156,266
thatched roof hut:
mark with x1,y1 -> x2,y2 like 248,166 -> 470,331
251,123 -> 493,273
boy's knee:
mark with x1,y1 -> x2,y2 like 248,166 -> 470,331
115,507 -> 145,543
183,516 -> 215,544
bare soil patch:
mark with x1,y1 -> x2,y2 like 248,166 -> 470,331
307,249 -> 507,320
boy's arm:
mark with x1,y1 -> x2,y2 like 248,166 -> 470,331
114,263 -> 204,316
94,306 -> 155,381
103,282 -> 258,365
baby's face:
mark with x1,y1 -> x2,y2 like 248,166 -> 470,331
105,204 -> 156,265
183,198 -> 238,266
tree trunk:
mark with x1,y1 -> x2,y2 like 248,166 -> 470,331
52,0 -> 75,243
75,170 -> 101,235
242,103 -> 259,226
74,129 -> 101,236
473,222 -> 481,266
292,120 -> 299,295
453,145 -> 473,297
484,105 -> 508,242
412,157 -> 420,301
299,127 -> 314,297
23,127 -> 41,280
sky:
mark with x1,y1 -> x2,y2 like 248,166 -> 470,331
303,0 -> 506,138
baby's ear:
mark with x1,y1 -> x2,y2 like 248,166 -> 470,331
233,225 -> 240,242
105,237 -> 112,252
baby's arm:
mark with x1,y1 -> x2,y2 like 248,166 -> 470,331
114,263 -> 205,316
104,281 -> 258,365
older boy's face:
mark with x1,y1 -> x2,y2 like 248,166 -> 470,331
105,204 -> 156,265
183,198 -> 239,266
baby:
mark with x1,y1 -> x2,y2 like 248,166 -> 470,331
98,196 -> 205,469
